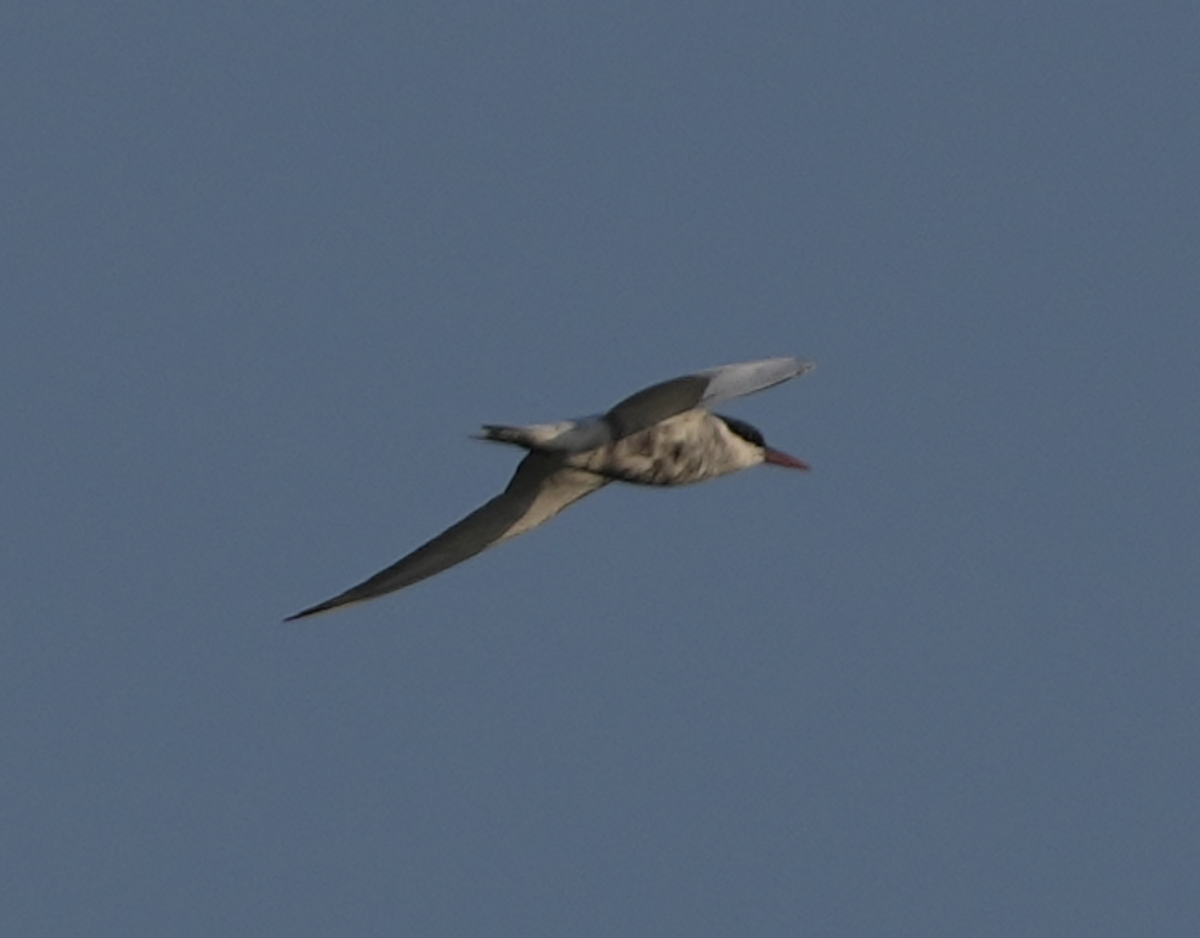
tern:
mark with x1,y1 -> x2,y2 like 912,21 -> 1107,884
286,356 -> 814,621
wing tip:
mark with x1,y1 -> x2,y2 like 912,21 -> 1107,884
282,594 -> 358,622
758,355 -> 815,378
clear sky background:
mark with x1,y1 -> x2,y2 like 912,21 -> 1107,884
4,3 -> 1198,936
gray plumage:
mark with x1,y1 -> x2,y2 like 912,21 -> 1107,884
285,357 -> 813,621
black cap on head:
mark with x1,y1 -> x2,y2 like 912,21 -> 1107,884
719,415 -> 765,448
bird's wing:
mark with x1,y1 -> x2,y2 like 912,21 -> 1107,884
480,357 -> 814,454
604,356 -> 814,440
285,453 -> 608,621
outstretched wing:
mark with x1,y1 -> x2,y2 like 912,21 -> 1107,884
482,356 -> 814,453
605,356 -> 813,439
285,453 -> 609,621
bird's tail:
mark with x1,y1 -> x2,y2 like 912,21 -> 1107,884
474,417 -> 612,453
475,424 -> 532,447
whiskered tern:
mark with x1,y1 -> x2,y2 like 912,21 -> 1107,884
286,356 -> 814,620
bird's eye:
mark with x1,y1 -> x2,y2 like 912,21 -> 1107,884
721,416 -> 765,447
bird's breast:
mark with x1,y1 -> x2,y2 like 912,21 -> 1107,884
567,410 -> 756,486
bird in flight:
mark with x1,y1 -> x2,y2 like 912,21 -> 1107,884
285,356 -> 814,621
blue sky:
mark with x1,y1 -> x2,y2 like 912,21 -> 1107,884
4,3 -> 1198,935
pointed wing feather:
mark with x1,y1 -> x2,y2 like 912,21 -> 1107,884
602,356 -> 813,442
694,357 -> 814,408
285,453 -> 608,621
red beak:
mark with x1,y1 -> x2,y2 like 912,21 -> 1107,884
764,448 -> 809,471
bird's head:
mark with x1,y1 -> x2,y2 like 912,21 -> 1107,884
719,416 -> 809,471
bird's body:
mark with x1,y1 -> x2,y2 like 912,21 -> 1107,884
557,408 -> 773,485
286,357 -> 814,621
